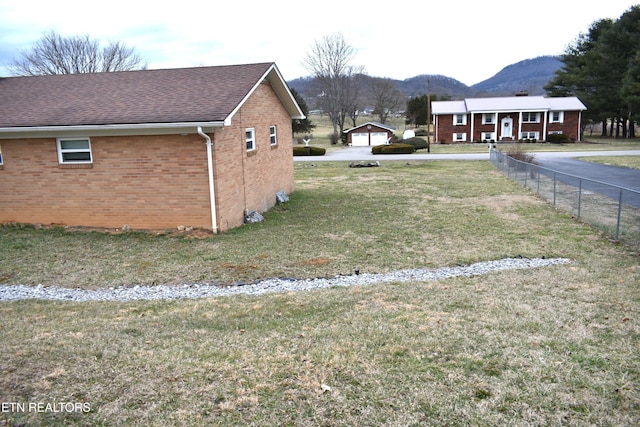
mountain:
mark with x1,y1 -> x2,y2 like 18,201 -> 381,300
470,56 -> 563,96
288,55 -> 563,101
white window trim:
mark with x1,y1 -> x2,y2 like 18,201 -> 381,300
454,132 -> 467,142
550,111 -> 564,123
482,132 -> 495,141
520,131 -> 540,140
521,112 -> 541,123
482,113 -> 495,125
56,137 -> 93,164
454,114 -> 467,126
269,125 -> 277,145
245,128 -> 256,151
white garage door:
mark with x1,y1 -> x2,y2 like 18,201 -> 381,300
351,133 -> 369,146
370,132 -> 388,146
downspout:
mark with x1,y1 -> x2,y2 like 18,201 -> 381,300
197,127 -> 218,233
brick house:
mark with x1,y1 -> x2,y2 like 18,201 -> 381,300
432,95 -> 586,143
0,62 -> 304,232
344,121 -> 396,146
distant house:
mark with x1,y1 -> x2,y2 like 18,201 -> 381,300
431,95 -> 586,143
344,121 -> 396,146
0,62 -> 304,232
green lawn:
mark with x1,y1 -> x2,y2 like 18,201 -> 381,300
1,161 -> 639,426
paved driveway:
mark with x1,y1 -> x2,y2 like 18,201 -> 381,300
535,157 -> 640,191
294,146 -> 640,167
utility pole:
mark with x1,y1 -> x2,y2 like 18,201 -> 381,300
426,79 -> 431,153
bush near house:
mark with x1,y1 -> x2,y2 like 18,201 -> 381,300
401,137 -> 429,150
546,133 -> 574,144
293,146 -> 326,156
372,143 -> 416,154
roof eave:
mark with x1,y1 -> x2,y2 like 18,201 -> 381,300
0,121 -> 227,139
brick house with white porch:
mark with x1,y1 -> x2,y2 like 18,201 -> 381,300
432,96 -> 586,143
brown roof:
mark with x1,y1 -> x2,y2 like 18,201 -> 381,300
0,62 -> 290,128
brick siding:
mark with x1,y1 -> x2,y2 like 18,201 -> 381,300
0,81 -> 294,232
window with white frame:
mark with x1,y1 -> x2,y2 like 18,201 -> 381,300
454,133 -> 467,142
482,113 -> 495,124
269,125 -> 277,145
548,131 -> 563,135
550,111 -> 564,123
482,132 -> 495,141
454,114 -> 467,125
57,138 -> 92,164
521,112 -> 540,123
245,128 -> 256,151
520,131 -> 539,140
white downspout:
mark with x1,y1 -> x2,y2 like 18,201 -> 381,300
197,127 -> 218,233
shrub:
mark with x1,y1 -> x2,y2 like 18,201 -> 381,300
413,128 -> 429,137
401,137 -> 429,150
546,133 -> 573,144
293,146 -> 326,156
372,143 -> 416,155
506,145 -> 537,164
329,132 -> 340,145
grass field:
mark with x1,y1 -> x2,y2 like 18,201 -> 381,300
579,156 -> 640,170
1,160 -> 639,426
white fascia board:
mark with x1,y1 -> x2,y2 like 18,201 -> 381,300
225,63 -> 306,123
0,121 -> 227,139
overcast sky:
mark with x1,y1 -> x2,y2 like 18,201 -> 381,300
0,1 -> 636,86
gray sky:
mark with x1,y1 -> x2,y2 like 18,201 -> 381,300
0,0 -> 636,85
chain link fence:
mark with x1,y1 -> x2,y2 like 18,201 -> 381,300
490,149 -> 640,250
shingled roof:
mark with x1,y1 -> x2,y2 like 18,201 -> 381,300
0,62 -> 303,130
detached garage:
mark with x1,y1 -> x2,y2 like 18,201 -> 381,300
344,121 -> 396,146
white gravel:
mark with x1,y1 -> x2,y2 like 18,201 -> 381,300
0,257 -> 572,302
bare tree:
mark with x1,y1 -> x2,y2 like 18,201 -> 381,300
10,31 -> 146,76
369,77 -> 406,124
302,33 -> 363,138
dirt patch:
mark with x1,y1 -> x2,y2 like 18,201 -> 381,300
472,194 -> 540,221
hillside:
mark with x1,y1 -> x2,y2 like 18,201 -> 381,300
288,55 -> 563,101
470,56 -> 562,96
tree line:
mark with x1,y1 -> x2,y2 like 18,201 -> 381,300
545,5 -> 640,138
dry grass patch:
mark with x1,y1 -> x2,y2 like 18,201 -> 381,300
1,160 -> 639,425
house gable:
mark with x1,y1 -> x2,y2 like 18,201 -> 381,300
344,121 -> 397,146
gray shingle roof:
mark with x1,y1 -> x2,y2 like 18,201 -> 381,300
0,62 -> 300,128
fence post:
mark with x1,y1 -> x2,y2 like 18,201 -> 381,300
553,172 -> 557,206
578,179 -> 582,219
616,188 -> 623,241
